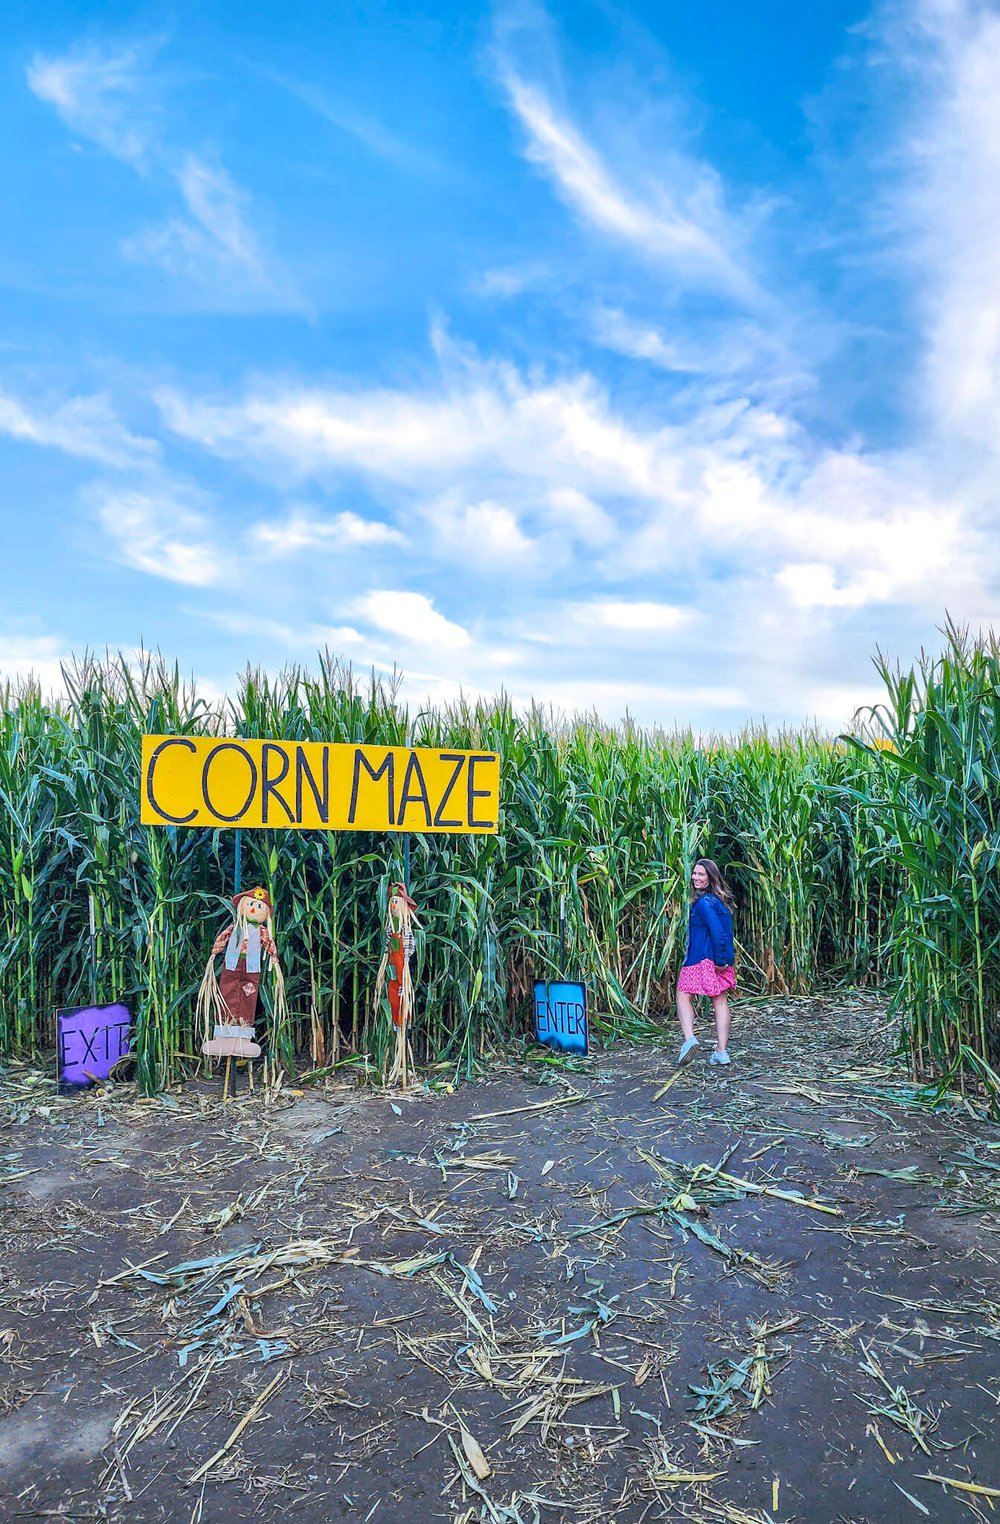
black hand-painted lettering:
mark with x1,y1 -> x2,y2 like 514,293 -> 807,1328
261,743 -> 295,824
201,743 -> 258,823
348,750 -> 395,825
146,737 -> 198,824
295,746 -> 330,823
433,753 -> 466,828
78,1028 -> 101,1066
467,754 -> 495,829
398,752 -> 432,828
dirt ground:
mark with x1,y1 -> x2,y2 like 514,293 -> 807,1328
2,995 -> 998,1524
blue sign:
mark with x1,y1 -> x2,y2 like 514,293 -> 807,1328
533,980 -> 588,1055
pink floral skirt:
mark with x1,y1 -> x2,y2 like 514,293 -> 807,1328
677,958 -> 737,998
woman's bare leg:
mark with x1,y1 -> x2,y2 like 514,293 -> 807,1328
711,994 -> 731,1051
676,990 -> 696,1040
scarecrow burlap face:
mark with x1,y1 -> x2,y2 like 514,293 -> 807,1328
234,887 -> 271,924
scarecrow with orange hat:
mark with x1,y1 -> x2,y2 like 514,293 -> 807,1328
373,881 -> 419,1087
197,886 -> 288,1085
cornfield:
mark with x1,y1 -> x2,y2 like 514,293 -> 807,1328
853,621 -> 1000,1104
0,632 -> 996,1107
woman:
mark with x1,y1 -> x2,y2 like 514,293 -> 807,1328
675,858 -> 736,1066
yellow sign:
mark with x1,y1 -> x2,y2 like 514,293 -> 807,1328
141,736 -> 500,834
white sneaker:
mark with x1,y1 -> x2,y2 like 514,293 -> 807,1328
709,1049 -> 731,1066
677,1036 -> 700,1065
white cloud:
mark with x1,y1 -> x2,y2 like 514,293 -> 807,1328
591,305 -> 791,390
0,633 -> 67,695
30,42 -> 298,307
354,590 -> 471,650
27,40 -> 153,163
682,446 -> 978,616
465,501 -> 532,555
178,157 -> 261,270
96,489 -> 220,586
544,487 -> 615,547
122,154 -> 303,308
775,563 -> 882,610
496,67 -> 756,301
439,499 -> 534,563
124,154 -> 270,284
512,597 -> 689,652
0,390 -> 158,467
587,600 -> 689,633
204,611 -> 365,648
506,676 -> 746,721
20,1 -> 1000,735
155,358 -> 677,500
475,263 -> 550,298
894,0 -> 1000,448
591,307 -> 706,373
261,68 -> 445,176
800,682 -> 888,730
154,335 -> 977,616
249,509 -> 404,556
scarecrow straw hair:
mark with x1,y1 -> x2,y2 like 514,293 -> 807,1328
0,631 -> 997,1106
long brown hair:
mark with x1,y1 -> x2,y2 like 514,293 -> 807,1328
692,857 -> 735,909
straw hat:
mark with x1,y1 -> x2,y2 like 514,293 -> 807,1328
389,881 -> 417,910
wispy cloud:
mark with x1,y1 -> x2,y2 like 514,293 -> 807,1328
95,487 -> 220,585
887,0 -> 1000,453
590,304 -> 793,390
474,263 -> 550,299
124,153 -> 271,287
453,501 -> 533,559
261,68 -> 445,175
588,600 -> 689,633
152,301 -> 996,655
154,347 -> 680,501
515,597 -> 690,650
590,306 -> 709,374
28,39 -> 300,308
27,39 -> 156,163
17,1 -> 1000,732
249,509 -> 404,556
505,676 -> 747,721
354,590 -> 471,650
543,487 -> 615,548
204,610 -> 365,648
0,629 -> 68,694
416,494 -> 536,566
493,24 -> 757,303
0,389 -> 158,466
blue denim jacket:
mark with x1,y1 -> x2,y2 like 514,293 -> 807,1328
682,892 -> 735,967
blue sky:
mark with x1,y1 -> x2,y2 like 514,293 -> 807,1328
2,0 -> 998,731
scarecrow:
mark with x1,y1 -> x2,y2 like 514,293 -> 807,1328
373,881 -> 419,1087
198,885 -> 288,1092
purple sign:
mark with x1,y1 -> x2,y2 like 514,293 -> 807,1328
57,1004 -> 132,1086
